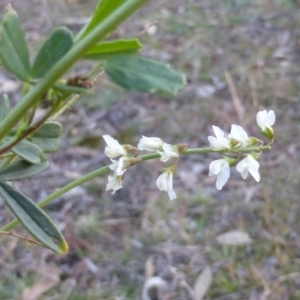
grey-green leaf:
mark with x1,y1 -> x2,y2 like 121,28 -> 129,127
29,137 -> 61,153
0,181 -> 68,254
32,122 -> 63,138
32,27 -> 73,78
29,122 -> 62,153
104,56 -> 186,95
12,140 -> 45,164
0,6 -> 31,81
0,160 -> 49,181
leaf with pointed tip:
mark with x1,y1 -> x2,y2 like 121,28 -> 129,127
84,39 -> 142,60
0,160 -> 49,181
76,0 -> 125,41
104,56 -> 186,95
32,27 -> 73,78
0,94 -> 10,122
0,181 -> 68,254
0,6 -> 31,81
12,140 -> 45,164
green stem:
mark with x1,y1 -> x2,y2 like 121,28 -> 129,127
1,165 -> 110,231
0,144 -> 271,231
0,0 -> 148,144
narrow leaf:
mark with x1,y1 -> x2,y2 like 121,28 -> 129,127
84,39 -> 142,60
0,160 -> 49,181
104,56 -> 186,95
76,0 -> 126,41
32,27 -> 73,78
12,140 -> 45,164
0,5 -> 31,81
0,94 -> 10,122
0,181 -> 68,254
53,83 -> 94,95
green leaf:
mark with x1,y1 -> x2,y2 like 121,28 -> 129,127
0,181 -> 68,254
84,39 -> 142,60
29,137 -> 61,153
0,94 -> 10,122
32,122 -> 63,138
104,56 -> 187,95
53,83 -> 94,95
32,27 -> 73,78
12,140 -> 45,164
0,6 -> 31,81
0,160 -> 49,180
76,0 -> 126,41
29,122 -> 62,153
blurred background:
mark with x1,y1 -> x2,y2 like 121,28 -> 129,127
0,0 -> 300,299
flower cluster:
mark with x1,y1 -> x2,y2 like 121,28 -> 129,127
102,110 -> 275,199
103,135 -> 179,200
208,110 -> 275,190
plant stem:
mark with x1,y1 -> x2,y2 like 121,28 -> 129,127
0,144 -> 271,231
1,165 -> 110,231
0,0 -> 148,144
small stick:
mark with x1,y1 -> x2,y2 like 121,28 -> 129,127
0,230 -> 44,247
224,71 -> 244,122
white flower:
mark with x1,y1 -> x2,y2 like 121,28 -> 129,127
228,124 -> 249,147
236,155 -> 260,182
208,158 -> 230,190
256,110 -> 275,131
138,136 -> 164,151
208,125 -> 230,151
106,174 -> 123,194
156,170 -> 177,200
103,135 -> 126,158
109,157 -> 128,176
158,144 -> 179,162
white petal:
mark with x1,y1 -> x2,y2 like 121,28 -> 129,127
247,155 -> 260,182
103,135 -> 126,158
109,159 -> 118,171
115,157 -> 128,176
106,175 -> 123,194
228,125 -> 249,146
138,136 -> 163,151
208,126 -> 230,150
256,110 -> 267,130
216,162 -> 230,190
267,110 -> 275,126
156,172 -> 168,191
158,144 -> 178,162
236,155 -> 260,181
208,159 -> 223,176
162,144 -> 178,157
236,159 -> 249,179
156,171 -> 177,200
212,125 -> 225,140
209,159 -> 231,190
